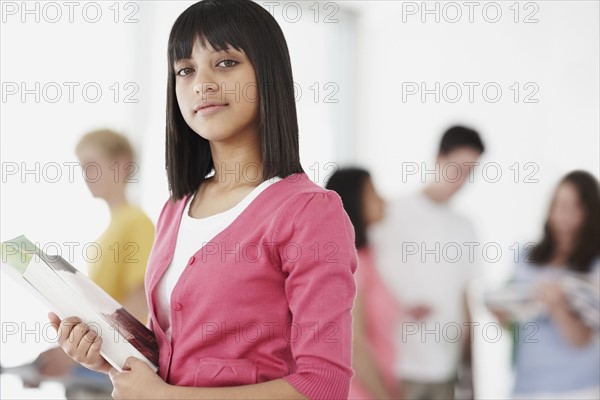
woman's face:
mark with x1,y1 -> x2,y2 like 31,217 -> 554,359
174,39 -> 260,144
548,182 -> 585,239
362,177 -> 386,226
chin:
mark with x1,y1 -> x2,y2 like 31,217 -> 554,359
193,128 -> 237,143
450,183 -> 467,195
86,186 -> 99,198
86,187 -> 103,199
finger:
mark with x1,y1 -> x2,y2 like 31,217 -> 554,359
57,317 -> 82,345
85,335 -> 102,359
76,328 -> 97,357
48,312 -> 60,331
81,326 -> 98,345
70,322 -> 90,344
66,323 -> 90,357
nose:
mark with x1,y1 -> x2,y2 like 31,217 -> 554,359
194,81 -> 218,95
193,67 -> 219,98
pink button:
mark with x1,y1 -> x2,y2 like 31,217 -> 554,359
189,256 -> 195,264
173,302 -> 182,311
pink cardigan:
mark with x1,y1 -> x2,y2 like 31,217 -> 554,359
145,173 -> 358,399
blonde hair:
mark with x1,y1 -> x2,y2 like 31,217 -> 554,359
76,129 -> 134,161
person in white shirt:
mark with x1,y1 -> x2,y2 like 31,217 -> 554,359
370,126 -> 485,400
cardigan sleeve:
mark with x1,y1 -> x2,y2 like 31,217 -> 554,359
275,191 -> 358,399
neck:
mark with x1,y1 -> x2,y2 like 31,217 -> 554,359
209,133 -> 263,187
423,183 -> 450,204
105,189 -> 128,214
552,234 -> 575,263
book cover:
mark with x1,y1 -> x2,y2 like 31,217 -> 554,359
1,235 -> 159,373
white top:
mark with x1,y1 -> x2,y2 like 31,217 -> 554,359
156,177 -> 282,341
369,191 -> 478,382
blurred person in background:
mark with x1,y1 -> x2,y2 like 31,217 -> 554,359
492,170 -> 600,399
74,129 -> 154,323
326,168 -> 403,399
26,129 -> 155,399
370,126 -> 485,400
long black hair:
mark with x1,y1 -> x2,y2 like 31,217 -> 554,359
166,0 -> 303,201
529,170 -> 600,273
326,168 -> 371,249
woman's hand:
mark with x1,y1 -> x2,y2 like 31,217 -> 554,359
407,304 -> 432,321
109,357 -> 169,400
47,312 -> 112,374
535,280 -> 568,310
534,280 -> 593,347
488,307 -> 512,327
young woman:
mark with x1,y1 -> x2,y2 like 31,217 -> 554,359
326,168 -> 403,399
507,170 -> 600,399
48,1 -> 358,399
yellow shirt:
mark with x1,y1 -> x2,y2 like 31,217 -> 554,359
88,204 -> 155,307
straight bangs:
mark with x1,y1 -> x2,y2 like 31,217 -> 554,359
168,1 -> 250,66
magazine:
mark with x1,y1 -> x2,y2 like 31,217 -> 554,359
0,235 -> 159,373
484,282 -> 546,322
562,273 -> 600,330
485,273 -> 600,330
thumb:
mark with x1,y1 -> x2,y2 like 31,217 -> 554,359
48,312 -> 60,331
123,356 -> 143,371
108,367 -> 119,382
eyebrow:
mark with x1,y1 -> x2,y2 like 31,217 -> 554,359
175,48 -> 240,64
215,48 -> 240,56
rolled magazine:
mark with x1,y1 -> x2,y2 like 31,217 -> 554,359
0,235 -> 159,373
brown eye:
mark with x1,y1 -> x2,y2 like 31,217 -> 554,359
217,59 -> 238,68
176,67 -> 194,77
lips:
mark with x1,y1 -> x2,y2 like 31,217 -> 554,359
194,102 -> 229,114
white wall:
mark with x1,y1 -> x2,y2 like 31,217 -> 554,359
352,1 -> 599,398
354,0 -> 599,248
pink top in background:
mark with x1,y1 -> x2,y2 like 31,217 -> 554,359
349,246 -> 402,399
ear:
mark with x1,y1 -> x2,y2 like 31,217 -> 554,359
115,155 -> 135,183
435,153 -> 444,164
